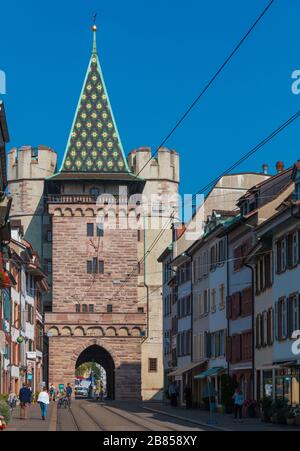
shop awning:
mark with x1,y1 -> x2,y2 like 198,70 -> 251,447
168,360 -> 207,377
194,367 -> 224,380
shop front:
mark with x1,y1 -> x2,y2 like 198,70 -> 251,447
168,360 -> 207,407
274,366 -> 300,405
257,364 -> 300,406
194,367 -> 225,410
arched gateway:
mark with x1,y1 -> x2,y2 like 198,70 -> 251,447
47,337 -> 144,400
75,345 -> 115,399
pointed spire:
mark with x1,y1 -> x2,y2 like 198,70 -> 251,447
92,25 -> 97,54
92,14 -> 98,54
60,22 -> 129,174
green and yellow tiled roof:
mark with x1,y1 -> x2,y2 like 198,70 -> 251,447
60,27 -> 129,173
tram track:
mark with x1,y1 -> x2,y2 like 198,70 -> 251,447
59,400 -> 205,431
69,401 -> 106,431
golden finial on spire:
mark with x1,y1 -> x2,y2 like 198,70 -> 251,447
92,13 -> 97,32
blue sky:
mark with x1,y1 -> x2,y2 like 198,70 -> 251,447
1,0 -> 300,196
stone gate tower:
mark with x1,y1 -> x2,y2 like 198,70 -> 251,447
9,26 -> 180,400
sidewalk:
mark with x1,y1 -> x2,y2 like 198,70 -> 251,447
143,403 -> 299,431
5,402 -> 57,432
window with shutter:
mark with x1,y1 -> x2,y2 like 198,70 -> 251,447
278,297 -> 287,340
241,287 -> 252,316
256,314 -> 261,349
265,253 -> 272,288
267,309 -> 272,346
255,263 -> 260,295
292,231 -> 299,267
234,246 -> 242,272
226,335 -> 232,362
226,295 -> 232,320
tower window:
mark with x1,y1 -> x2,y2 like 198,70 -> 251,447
138,307 -> 144,314
107,305 -> 113,313
87,261 -> 93,274
31,147 -> 38,160
148,358 -> 158,373
82,304 -> 88,313
89,304 -> 95,313
87,223 -> 94,237
75,304 -> 80,313
99,260 -> 104,274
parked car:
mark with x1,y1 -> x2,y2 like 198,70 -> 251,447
75,386 -> 89,398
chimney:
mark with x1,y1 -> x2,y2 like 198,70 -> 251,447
262,164 -> 268,175
276,161 -> 284,174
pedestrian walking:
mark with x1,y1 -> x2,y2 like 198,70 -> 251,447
232,387 -> 245,423
169,382 -> 178,408
66,383 -> 73,408
49,383 -> 56,402
184,385 -> 193,410
37,387 -> 50,421
18,383 -> 32,420
99,385 -> 104,402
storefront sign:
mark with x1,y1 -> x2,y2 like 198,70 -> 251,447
27,352 -> 37,360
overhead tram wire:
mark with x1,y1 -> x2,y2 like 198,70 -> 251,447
191,108 -> 300,204
128,0 -> 275,183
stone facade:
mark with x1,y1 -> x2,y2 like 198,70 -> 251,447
48,337 -> 142,400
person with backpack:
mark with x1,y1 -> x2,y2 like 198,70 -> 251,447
49,383 -> 56,402
19,383 -> 32,420
66,383 -> 73,408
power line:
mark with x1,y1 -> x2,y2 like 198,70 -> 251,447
192,108 -> 300,203
130,0 -> 275,181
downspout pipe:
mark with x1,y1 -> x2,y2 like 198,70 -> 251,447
244,262 -> 255,401
226,233 -> 230,378
143,217 -> 150,340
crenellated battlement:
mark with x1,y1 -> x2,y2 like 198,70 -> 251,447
128,147 -> 179,183
8,145 -> 57,181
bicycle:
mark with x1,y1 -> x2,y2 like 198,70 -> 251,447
58,397 -> 68,409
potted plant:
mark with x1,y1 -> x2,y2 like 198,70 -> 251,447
292,406 -> 300,426
0,401 -> 10,430
286,411 -> 296,426
244,399 -> 257,418
260,397 -> 273,422
270,400 -> 288,425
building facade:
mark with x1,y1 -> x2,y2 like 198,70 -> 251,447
8,221 -> 48,395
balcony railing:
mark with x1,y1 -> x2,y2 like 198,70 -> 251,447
47,194 -> 133,205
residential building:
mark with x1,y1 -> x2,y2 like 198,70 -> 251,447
223,162 -> 295,400
161,172 -> 269,405
191,211 -> 234,408
246,161 -> 300,404
8,221 -> 48,394
0,101 -> 13,394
